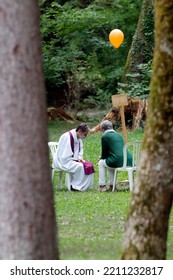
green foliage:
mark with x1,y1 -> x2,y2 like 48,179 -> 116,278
118,62 -> 153,99
39,0 -> 143,109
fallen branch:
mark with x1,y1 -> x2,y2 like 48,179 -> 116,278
47,107 -> 76,123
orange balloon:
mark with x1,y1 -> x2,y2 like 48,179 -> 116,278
109,29 -> 124,48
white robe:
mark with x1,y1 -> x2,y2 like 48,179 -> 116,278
53,129 -> 94,191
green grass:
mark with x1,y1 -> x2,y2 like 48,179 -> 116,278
54,190 -> 130,259
48,119 -> 173,259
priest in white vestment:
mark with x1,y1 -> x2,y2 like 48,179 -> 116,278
53,123 -> 94,191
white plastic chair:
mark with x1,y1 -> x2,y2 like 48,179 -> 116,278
48,141 -> 72,190
112,141 -> 142,192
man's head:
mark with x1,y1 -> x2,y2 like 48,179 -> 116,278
76,123 -> 90,139
100,120 -> 113,133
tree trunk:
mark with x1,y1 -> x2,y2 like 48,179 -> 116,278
0,0 -> 58,259
122,0 -> 173,259
124,0 -> 154,77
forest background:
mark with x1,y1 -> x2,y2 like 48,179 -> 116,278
39,0 -> 154,116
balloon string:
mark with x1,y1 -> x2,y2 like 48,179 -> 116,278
116,49 -> 118,92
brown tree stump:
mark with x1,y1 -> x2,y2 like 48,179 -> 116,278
90,98 -> 148,132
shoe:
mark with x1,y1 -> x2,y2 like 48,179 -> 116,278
98,185 -> 107,192
70,185 -> 79,191
106,185 -> 113,191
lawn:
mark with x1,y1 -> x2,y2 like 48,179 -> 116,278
48,119 -> 173,259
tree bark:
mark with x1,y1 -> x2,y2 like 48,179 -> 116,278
0,0 -> 58,259
124,0 -> 154,77
122,0 -> 173,260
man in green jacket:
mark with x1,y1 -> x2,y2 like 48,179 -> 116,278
98,120 -> 132,192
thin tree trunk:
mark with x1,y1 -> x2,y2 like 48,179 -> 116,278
0,0 -> 58,259
122,0 -> 173,259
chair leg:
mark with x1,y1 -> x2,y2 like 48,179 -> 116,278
112,169 -> 118,192
128,170 -> 133,191
65,173 -> 72,191
58,171 -> 63,188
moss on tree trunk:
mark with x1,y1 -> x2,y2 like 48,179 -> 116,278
124,0 -> 154,77
122,0 -> 173,260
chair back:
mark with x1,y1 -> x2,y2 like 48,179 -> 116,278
48,142 -> 58,161
123,141 -> 142,168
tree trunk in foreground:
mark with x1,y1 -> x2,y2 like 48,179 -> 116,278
122,0 -> 173,259
0,0 -> 58,259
